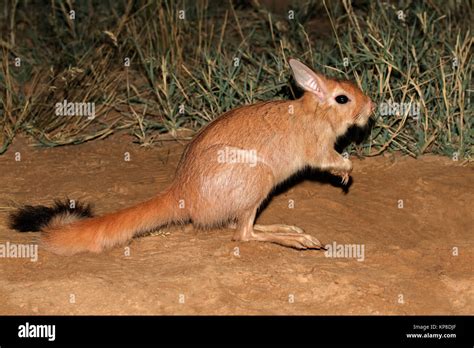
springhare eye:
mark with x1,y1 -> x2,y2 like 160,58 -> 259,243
335,95 -> 349,104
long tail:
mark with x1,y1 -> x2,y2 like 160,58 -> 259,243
9,189 -> 182,255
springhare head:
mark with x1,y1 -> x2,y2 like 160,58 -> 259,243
289,58 -> 375,134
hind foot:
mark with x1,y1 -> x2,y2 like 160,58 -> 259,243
249,231 -> 323,250
253,224 -> 304,234
228,222 -> 304,234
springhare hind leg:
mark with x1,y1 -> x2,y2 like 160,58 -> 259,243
231,208 -> 257,242
231,209 -> 323,250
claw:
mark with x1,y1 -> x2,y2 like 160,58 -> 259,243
341,173 -> 350,185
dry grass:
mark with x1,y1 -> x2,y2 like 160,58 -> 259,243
0,0 -> 471,158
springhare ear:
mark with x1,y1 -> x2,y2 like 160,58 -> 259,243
289,58 -> 327,101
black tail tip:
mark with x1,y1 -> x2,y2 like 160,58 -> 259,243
9,199 -> 94,232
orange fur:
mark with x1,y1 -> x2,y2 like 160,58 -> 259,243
41,190 -> 183,255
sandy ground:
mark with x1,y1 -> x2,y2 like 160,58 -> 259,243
0,134 -> 472,315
